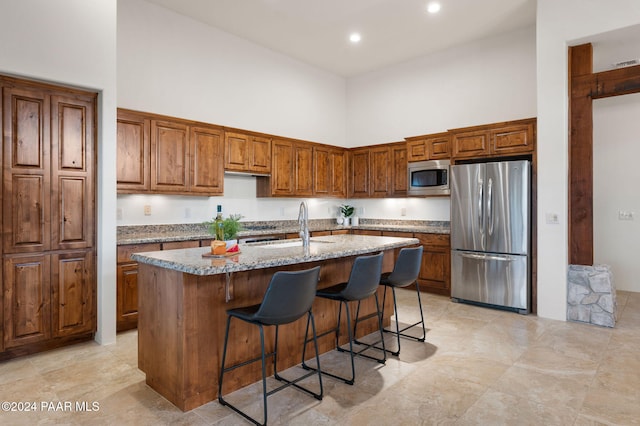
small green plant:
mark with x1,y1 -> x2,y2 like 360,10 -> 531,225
340,204 -> 354,218
205,214 -> 243,240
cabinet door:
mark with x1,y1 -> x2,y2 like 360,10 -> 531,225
51,94 -> 95,250
415,233 -> 451,295
249,135 -> 271,174
313,146 -> 330,196
117,262 -> 139,332
349,149 -> 370,198
490,122 -> 535,155
330,149 -> 347,197
452,130 -> 489,159
2,85 -> 51,254
51,250 -> 94,337
391,144 -> 407,196
190,126 -> 224,194
370,146 -> 391,197
224,131 -> 249,171
3,254 -> 51,348
426,134 -> 451,159
407,140 -> 428,162
271,139 -> 294,195
151,120 -> 189,192
117,111 -> 149,192
294,143 -> 313,196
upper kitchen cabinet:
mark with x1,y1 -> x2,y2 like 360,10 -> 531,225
349,143 -> 405,198
257,138 -> 319,197
390,142 -> 408,197
451,118 -> 536,159
117,109 -> 224,196
405,132 -> 450,162
224,130 -> 271,175
117,110 -> 150,192
313,145 -> 346,198
150,119 -> 189,192
189,126 -> 224,194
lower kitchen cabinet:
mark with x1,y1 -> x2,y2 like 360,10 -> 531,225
116,240 -> 204,331
415,233 -> 451,296
2,250 -> 95,357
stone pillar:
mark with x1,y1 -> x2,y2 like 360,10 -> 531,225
567,265 -> 617,327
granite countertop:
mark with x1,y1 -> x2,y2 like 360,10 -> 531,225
117,219 -> 449,245
131,234 -> 419,276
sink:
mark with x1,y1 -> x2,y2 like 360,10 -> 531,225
253,239 -> 334,249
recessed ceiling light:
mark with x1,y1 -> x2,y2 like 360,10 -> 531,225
349,32 -> 361,43
427,2 -> 441,14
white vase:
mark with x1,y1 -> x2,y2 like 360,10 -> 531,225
344,217 -> 351,226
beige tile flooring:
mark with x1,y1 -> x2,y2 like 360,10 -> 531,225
1,290 -> 639,425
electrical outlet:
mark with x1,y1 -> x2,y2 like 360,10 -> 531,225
358,207 -> 365,215
116,208 -> 123,220
545,212 -> 559,224
618,210 -> 634,221
279,207 -> 285,216
185,207 -> 191,218
400,207 -> 407,216
144,205 -> 152,216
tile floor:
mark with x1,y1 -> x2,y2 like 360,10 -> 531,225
1,290 -> 639,425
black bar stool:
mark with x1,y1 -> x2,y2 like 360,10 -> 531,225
302,252 -> 385,385
218,266 -> 323,426
354,246 -> 425,356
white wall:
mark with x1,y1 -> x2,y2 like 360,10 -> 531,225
537,0 -> 640,320
593,93 -> 640,292
346,26 -> 537,147
117,0 -> 346,146
0,1 -> 118,344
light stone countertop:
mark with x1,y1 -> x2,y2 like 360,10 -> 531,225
130,234 -> 419,276
117,220 -> 449,245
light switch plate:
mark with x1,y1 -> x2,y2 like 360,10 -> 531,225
618,210 -> 634,221
545,212 -> 559,224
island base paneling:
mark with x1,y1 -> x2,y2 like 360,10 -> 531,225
137,252 -> 395,411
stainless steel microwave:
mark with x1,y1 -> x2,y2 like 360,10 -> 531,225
407,159 -> 450,196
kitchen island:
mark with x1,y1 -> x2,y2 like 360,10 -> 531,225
131,234 -> 419,411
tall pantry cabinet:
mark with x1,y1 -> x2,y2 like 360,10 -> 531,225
1,75 -> 96,360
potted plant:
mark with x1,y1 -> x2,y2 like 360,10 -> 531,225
206,214 -> 243,247
340,204 -> 354,225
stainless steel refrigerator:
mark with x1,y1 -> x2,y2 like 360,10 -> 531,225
450,160 -> 530,313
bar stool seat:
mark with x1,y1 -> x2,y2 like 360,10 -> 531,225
303,252 -> 385,385
355,246 -> 425,356
218,266 -> 323,426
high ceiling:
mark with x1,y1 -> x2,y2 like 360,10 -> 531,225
144,0 -> 537,77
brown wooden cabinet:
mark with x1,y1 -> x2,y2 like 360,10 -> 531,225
390,143 -> 408,197
1,75 -> 97,359
349,144 -> 403,198
451,118 -> 535,159
314,145 -> 346,198
406,132 -> 451,162
224,131 -> 271,174
116,240 -> 202,332
117,109 -> 224,196
117,111 -> 150,192
258,140 -> 344,198
415,233 -> 451,296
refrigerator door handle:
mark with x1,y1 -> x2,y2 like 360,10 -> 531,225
487,177 -> 494,237
478,181 -> 484,248
458,252 -> 514,262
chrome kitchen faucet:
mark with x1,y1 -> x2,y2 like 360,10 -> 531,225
298,201 -> 310,248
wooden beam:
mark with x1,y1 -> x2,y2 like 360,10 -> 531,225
568,44 -> 594,265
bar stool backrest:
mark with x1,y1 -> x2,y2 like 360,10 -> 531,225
253,266 -> 321,325
341,252 -> 384,301
387,246 -> 423,287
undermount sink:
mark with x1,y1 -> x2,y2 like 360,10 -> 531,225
254,239 -> 334,249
